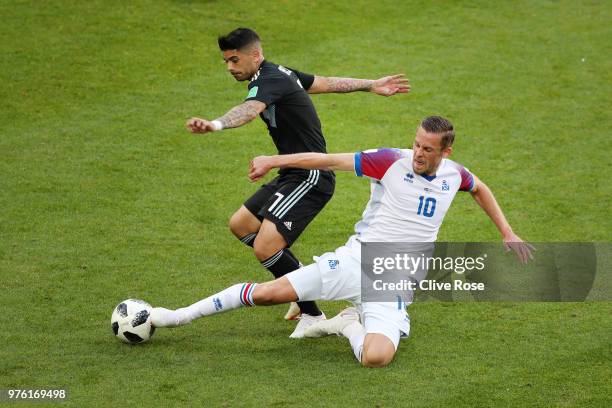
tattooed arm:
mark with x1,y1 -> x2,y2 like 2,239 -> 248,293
307,74 -> 410,96
186,100 -> 266,133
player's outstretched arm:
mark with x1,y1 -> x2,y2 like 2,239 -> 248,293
249,153 -> 354,181
470,176 -> 535,263
307,74 -> 410,96
186,100 -> 266,134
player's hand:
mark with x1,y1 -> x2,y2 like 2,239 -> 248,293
249,156 -> 273,182
371,74 -> 410,97
503,232 -> 536,264
186,117 -> 216,133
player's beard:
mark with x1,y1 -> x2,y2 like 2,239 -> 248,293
413,159 -> 427,174
413,159 -> 441,176
231,72 -> 245,81
234,71 -> 255,81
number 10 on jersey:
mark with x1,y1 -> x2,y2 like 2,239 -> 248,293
417,196 -> 436,217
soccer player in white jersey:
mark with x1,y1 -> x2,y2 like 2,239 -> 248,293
150,116 -> 533,368
186,28 -> 410,333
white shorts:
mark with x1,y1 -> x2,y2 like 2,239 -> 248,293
286,237 -> 410,349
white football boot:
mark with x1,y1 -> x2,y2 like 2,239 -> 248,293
284,302 -> 302,320
303,307 -> 360,338
289,312 -> 327,339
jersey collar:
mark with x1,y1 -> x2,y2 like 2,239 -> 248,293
250,59 -> 266,82
420,173 -> 437,182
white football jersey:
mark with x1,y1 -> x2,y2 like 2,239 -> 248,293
352,148 -> 475,242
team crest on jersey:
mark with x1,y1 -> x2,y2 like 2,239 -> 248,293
404,172 -> 414,183
442,180 -> 449,191
328,259 -> 339,269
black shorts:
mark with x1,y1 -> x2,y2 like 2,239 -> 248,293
244,169 -> 335,246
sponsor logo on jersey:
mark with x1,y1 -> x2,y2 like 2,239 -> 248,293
328,259 -> 339,269
404,172 -> 414,183
283,221 -> 292,230
247,86 -> 259,98
213,297 -> 223,311
442,180 -> 449,191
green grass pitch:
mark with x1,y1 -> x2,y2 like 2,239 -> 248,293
1,1 -> 611,406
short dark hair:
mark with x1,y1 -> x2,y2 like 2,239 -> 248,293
218,28 -> 261,51
420,116 -> 455,149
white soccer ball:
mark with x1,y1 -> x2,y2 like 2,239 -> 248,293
111,299 -> 155,344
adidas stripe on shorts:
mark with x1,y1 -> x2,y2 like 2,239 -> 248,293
243,170 -> 335,246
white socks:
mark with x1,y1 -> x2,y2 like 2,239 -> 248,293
342,321 -> 367,362
151,283 -> 257,327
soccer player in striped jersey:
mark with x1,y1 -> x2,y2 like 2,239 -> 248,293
152,116 -> 533,367
185,28 -> 410,337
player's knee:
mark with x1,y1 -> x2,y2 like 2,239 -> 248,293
253,240 -> 282,261
228,212 -> 244,237
253,220 -> 288,261
361,351 -> 393,368
361,346 -> 395,368
229,207 -> 261,239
